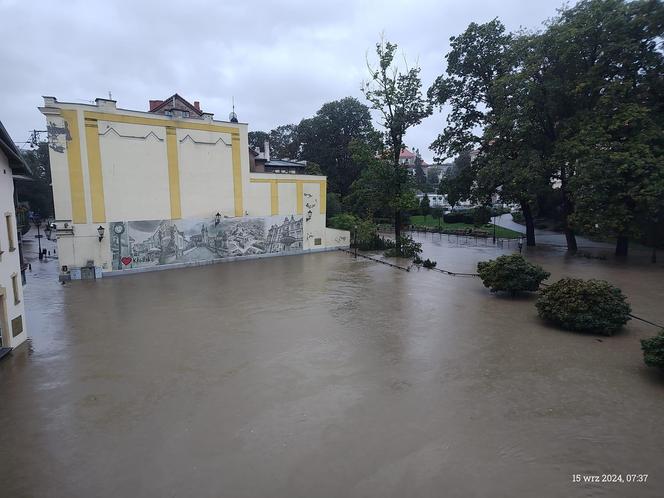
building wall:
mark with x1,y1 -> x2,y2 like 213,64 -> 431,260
40,98 -> 348,278
0,150 -> 27,348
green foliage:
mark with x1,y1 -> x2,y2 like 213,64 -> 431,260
363,36 -> 432,256
472,206 -> 491,226
298,97 -> 381,195
536,278 -> 631,335
422,258 -> 437,269
419,194 -> 430,216
326,192 -> 344,220
269,124 -> 300,159
304,162 -> 323,176
19,142 -> 54,218
384,235 -> 422,259
328,213 -> 357,232
328,214 -> 390,251
438,150 -> 474,207
248,131 -> 270,151
477,254 -> 550,294
641,330 -> 664,369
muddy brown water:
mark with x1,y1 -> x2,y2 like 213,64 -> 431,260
1,234 -> 663,497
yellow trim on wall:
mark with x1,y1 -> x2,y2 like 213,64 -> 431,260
231,133 -> 243,216
84,118 -> 106,222
270,180 -> 279,215
61,110 -> 87,223
166,127 -> 182,219
319,180 -> 326,213
84,110 -> 244,218
83,111 -> 240,135
296,182 -> 303,215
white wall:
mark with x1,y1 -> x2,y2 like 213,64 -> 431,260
0,151 -> 27,348
177,128 -> 235,218
99,121 -> 170,222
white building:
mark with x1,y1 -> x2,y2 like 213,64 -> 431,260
39,95 -> 349,280
0,121 -> 29,352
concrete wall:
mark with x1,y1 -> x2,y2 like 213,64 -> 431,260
40,97 -> 349,279
0,150 -> 27,348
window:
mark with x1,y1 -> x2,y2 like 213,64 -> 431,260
6,214 -> 15,251
12,315 -> 23,337
11,273 -> 20,304
182,111 -> 189,118
165,110 -> 173,117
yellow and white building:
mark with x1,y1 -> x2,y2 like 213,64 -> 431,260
39,96 -> 348,280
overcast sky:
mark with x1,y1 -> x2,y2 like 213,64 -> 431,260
1,0 -> 574,162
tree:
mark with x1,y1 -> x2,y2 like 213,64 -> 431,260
426,166 -> 440,185
438,150 -> 474,209
545,0 -> 664,256
269,124 -> 300,159
429,20 -> 547,247
18,142 -> 54,218
431,207 -> 443,229
477,254 -> 550,295
420,193 -> 430,216
363,37 -> 432,255
297,97 -> 381,195
248,130 -> 270,151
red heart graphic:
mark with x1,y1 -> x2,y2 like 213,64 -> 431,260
121,256 -> 132,266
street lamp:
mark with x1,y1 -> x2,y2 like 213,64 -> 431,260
97,225 -> 105,242
33,217 -> 43,260
215,212 -> 221,226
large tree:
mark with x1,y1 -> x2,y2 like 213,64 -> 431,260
298,97 -> 380,195
428,20 -> 547,247
362,38 -> 432,254
18,142 -> 54,218
268,124 -> 300,159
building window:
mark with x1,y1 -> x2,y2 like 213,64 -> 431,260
11,315 -> 23,337
6,214 -> 15,251
165,110 -> 173,116
182,111 -> 189,118
11,273 -> 20,304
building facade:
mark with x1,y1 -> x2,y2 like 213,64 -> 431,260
0,121 -> 29,351
39,96 -> 349,280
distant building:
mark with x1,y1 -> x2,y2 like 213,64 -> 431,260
399,147 -> 429,174
249,141 -> 308,174
0,121 -> 30,353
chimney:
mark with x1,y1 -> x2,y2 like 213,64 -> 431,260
149,100 -> 163,111
193,101 -> 200,111
264,140 -> 270,161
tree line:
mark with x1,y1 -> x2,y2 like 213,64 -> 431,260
253,0 -> 663,257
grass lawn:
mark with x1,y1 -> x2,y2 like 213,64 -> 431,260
410,215 -> 524,239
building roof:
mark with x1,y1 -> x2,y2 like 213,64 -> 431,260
0,120 -> 31,175
148,93 -> 203,117
265,159 -> 306,168
399,147 -> 416,159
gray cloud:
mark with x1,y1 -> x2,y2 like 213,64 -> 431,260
0,0 -> 572,161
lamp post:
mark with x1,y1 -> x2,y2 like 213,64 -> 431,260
215,212 -> 221,226
97,225 -> 105,242
34,217 -> 43,260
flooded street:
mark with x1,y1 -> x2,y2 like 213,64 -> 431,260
1,234 -> 663,497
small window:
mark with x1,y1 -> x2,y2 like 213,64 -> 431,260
182,111 -> 189,118
11,273 -> 20,304
6,214 -> 15,251
165,110 -> 173,116
11,315 -> 23,337
314,238 -> 322,246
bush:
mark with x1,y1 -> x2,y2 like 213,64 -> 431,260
536,278 -> 631,335
641,330 -> 664,368
328,214 -> 391,251
422,258 -> 437,269
477,254 -> 550,295
384,235 -> 422,258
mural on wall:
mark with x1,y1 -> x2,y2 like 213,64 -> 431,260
111,214 -> 303,270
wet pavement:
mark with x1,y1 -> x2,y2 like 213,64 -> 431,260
1,230 -> 663,497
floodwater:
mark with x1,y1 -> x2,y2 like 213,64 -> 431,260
1,231 -> 663,498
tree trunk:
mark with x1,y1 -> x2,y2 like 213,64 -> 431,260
560,163 -> 578,252
394,209 -> 402,256
615,235 -> 629,257
519,200 -> 536,246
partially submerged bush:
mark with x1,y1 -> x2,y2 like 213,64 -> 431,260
384,235 -> 422,258
422,258 -> 437,269
641,330 -> 664,368
536,278 -> 631,335
477,254 -> 550,294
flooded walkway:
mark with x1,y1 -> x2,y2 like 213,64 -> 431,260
1,234 -> 663,497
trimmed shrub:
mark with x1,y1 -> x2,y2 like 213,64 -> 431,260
536,278 -> 631,335
641,330 -> 664,368
477,254 -> 550,294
